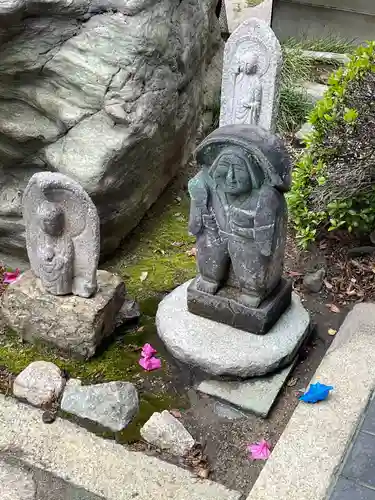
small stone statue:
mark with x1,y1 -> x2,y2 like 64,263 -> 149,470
233,53 -> 262,125
220,18 -> 282,132
187,124 -> 292,333
23,172 -> 100,298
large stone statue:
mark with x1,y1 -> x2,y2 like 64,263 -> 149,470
220,18 -> 282,131
23,172 -> 100,298
187,124 -> 292,333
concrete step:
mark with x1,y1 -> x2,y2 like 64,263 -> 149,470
247,302 -> 375,500
0,395 -> 241,500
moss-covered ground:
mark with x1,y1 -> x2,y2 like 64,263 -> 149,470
0,191 -> 197,441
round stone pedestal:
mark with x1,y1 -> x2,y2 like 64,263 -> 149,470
156,280 -> 310,378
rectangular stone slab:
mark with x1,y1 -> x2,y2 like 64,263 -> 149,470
196,360 -> 297,418
0,270 -> 125,359
187,277 -> 292,335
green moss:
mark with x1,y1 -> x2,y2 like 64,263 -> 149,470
0,192 -> 194,441
108,196 -> 196,301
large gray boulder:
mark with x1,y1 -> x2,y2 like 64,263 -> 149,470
0,0 -> 220,264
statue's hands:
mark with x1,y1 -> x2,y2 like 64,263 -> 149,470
202,213 -> 218,232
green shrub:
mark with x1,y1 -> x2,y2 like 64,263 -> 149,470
288,42 -> 375,248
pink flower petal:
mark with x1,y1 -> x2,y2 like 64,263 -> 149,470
3,268 -> 20,284
139,356 -> 162,371
141,343 -> 157,358
247,439 -> 271,460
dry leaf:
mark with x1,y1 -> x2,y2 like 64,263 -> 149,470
196,467 -> 210,480
171,241 -> 184,247
169,409 -> 182,419
137,326 -> 145,333
328,328 -> 337,336
326,303 -> 340,313
186,247 -> 197,257
287,377 -> 298,387
324,280 -> 333,290
140,271 -> 148,282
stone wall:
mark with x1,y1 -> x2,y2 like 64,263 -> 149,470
272,0 -> 375,45
0,0 -> 221,264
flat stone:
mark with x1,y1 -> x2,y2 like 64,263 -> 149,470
0,461 -> 36,500
140,410 -> 195,457
197,361 -> 296,417
0,394 -> 241,500
61,380 -> 139,432
302,81 -> 328,104
247,302 -> 375,500
156,280 -> 310,378
212,402 -> 246,420
187,277 -> 292,335
330,477 -> 375,500
303,269 -> 325,293
342,431 -> 375,487
1,270 -> 125,359
13,361 -> 65,407
294,122 -> 314,146
115,298 -> 140,328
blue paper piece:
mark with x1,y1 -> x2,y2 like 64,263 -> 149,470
299,382 -> 333,403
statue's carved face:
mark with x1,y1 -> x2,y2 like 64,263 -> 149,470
213,152 -> 252,195
38,205 -> 64,236
239,54 -> 258,75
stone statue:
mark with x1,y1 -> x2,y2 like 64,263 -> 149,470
232,53 -> 262,125
23,172 -> 100,298
187,124 -> 292,334
220,18 -> 282,132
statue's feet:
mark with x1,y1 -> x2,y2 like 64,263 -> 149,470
238,291 -> 262,308
196,276 -> 219,294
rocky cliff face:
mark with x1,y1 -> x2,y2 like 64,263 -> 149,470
0,0 -> 220,263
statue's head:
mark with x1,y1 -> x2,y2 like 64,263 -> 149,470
211,147 -> 252,195
38,203 -> 65,236
239,53 -> 258,75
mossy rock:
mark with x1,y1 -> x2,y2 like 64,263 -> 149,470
0,193 -> 195,441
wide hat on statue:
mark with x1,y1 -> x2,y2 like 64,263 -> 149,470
194,124 -> 292,192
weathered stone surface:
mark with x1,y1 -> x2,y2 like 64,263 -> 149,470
187,277 -> 292,335
188,124 -> 292,333
140,410 -> 195,456
61,379 -> 139,432
303,269 -> 325,293
0,394 -> 241,500
0,0 -> 220,262
1,270 -> 125,359
115,298 -> 140,328
157,280 -> 310,378
294,121 -> 314,146
220,18 -> 282,131
23,172 -> 100,298
0,461 -> 36,500
225,0 -> 274,34
302,81 -> 328,104
197,361 -> 297,417
13,361 -> 65,407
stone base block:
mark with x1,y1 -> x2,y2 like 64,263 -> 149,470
156,280 -> 310,378
196,360 -> 297,418
187,277 -> 292,335
1,270 -> 125,359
